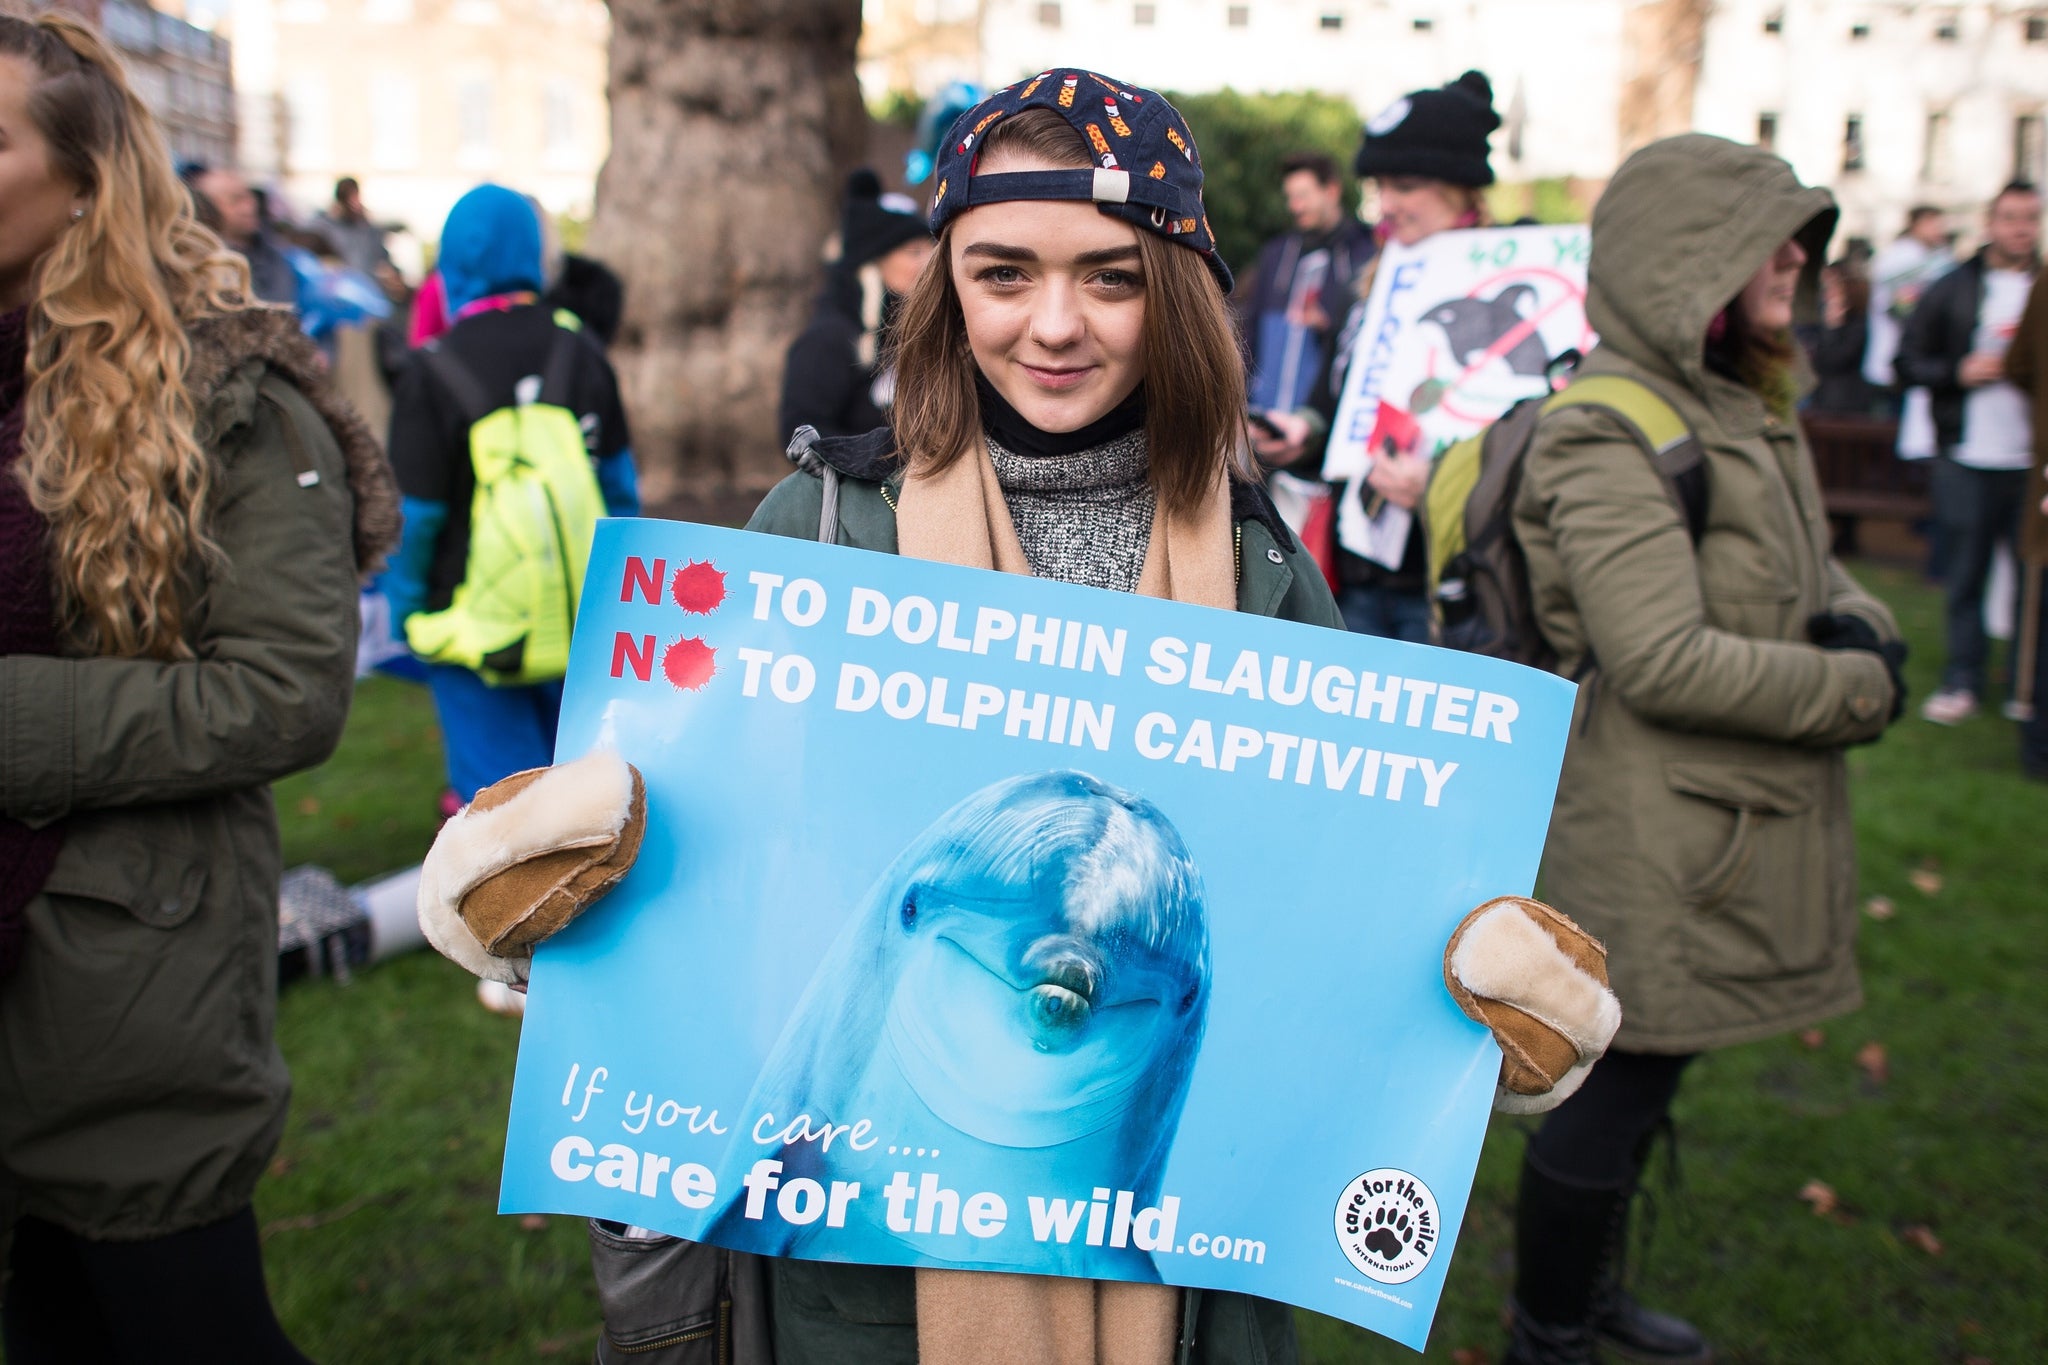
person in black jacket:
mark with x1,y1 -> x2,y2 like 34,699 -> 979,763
778,170 -> 933,441
1896,181 -> 2042,723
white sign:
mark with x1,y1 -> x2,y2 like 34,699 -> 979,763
1323,226 -> 1595,568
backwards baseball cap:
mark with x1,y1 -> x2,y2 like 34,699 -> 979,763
927,70 -> 1232,293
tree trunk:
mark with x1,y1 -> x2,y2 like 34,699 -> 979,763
1618,0 -> 1709,159
593,0 -> 865,503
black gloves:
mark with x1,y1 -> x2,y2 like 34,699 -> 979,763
1808,612 -> 1909,723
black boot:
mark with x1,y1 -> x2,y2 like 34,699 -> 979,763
1502,1298 -> 1596,1365
1588,1192 -> 1713,1364
1503,1155 -> 1620,1365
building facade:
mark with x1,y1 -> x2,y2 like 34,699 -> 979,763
1692,0 -> 2048,243
224,0 -> 610,240
967,0 -> 2048,245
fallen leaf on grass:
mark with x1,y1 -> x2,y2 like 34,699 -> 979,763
266,1154 -> 295,1179
1960,1319 -> 1983,1337
294,796 -> 320,816
1856,1041 -> 1890,1085
1901,1224 -> 1943,1256
1909,860 -> 1943,896
1451,1349 -> 1492,1365
1799,1028 -> 1826,1049
1798,1180 -> 1839,1216
1962,1357 -> 1991,1365
520,1213 -> 550,1231
1864,895 -> 1897,921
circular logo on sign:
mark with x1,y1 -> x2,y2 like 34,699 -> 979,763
1366,97 -> 1412,136
1334,1169 -> 1440,1284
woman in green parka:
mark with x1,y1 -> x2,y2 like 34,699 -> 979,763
1502,135 -> 1907,1365
0,14 -> 396,1360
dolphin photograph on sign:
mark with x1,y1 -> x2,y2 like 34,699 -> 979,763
494,519 -> 1578,1350
1324,224 -> 1595,568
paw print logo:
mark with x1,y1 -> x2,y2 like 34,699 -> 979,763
1334,1169 -> 1440,1286
1362,1204 -> 1414,1262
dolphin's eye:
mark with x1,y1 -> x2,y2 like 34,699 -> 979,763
900,891 -> 919,931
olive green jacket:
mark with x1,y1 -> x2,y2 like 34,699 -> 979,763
0,309 -> 392,1241
736,431 -> 1338,1365
1512,135 -> 1899,1054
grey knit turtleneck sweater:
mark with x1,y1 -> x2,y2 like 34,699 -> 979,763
985,428 -> 1155,593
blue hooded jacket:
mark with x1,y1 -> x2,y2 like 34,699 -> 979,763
436,184 -> 544,315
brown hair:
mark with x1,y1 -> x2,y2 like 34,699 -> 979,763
3,13 -> 255,660
887,108 -> 1247,515
1705,297 -> 1799,418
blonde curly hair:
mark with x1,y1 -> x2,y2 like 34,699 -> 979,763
3,12 -> 258,659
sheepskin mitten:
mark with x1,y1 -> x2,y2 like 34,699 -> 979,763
1443,895 -> 1622,1114
417,750 -> 646,984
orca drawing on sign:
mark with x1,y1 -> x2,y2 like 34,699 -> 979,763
1418,283 -> 1551,378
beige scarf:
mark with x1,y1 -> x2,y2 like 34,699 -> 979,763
897,440 -> 1236,611
894,440 -> 1235,1365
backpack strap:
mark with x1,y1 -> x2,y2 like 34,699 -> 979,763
421,343 -> 497,430
1543,375 -> 1708,543
539,324 -> 586,411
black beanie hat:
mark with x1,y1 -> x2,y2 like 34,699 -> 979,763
1354,70 -> 1500,188
839,169 -> 930,269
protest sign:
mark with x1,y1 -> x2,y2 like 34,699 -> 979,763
499,520 -> 1576,1349
1323,225 -> 1594,568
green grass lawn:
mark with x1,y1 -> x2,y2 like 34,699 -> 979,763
240,562 -> 2045,1363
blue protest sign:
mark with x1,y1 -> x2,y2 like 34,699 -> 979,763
499,519 -> 1576,1349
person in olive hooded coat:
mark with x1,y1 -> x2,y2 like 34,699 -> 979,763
1505,134 -> 1905,1364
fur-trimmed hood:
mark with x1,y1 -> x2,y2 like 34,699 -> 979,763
185,304 -> 400,575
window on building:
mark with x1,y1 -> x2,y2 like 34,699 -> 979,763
1227,3 -> 1249,24
1412,16 -> 1434,31
1934,11 -> 1960,39
1923,110 -> 1952,181
2018,114 -> 2048,184
2027,14 -> 2048,42
1319,12 -> 1344,30
1763,10 -> 1783,33
457,79 -> 493,168
369,71 -> 419,170
283,73 -> 328,171
544,80 -> 578,167
1134,2 -> 1156,24
1756,112 -> 1778,152
1842,114 -> 1865,172
1850,22 -> 1870,39
1037,1 -> 1060,27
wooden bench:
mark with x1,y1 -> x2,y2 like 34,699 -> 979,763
1802,413 -> 1930,555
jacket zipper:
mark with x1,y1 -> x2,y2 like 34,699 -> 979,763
610,1322 -> 716,1354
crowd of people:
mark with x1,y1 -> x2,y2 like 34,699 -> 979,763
2,7 -> 2042,1364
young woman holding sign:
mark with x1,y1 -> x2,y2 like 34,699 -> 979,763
417,73 -> 1621,1365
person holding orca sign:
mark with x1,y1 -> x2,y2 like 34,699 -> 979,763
416,72 -> 1622,1365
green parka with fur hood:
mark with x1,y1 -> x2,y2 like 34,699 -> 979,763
0,307 -> 397,1242
1512,135 -> 1900,1054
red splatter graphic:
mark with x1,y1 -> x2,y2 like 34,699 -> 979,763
669,560 -> 727,615
662,636 -> 717,691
